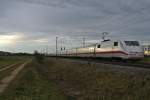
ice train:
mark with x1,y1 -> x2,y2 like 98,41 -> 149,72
60,39 -> 144,59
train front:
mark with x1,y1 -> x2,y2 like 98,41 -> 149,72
124,41 -> 144,59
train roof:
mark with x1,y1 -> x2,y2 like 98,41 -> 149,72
72,44 -> 97,49
101,39 -> 140,43
68,39 -> 141,50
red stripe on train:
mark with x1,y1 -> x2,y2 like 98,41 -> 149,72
96,51 -> 128,55
63,51 -> 128,55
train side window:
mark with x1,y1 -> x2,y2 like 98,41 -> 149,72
114,42 -> 118,46
145,48 -> 147,51
97,45 -> 101,48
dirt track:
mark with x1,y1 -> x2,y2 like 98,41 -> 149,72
0,63 -> 20,72
0,60 -> 31,94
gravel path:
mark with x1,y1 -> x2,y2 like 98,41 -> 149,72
0,60 -> 31,94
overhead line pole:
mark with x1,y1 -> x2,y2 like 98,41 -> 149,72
83,37 -> 85,47
56,37 -> 58,58
46,45 -> 48,55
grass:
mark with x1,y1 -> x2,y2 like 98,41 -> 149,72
40,58 -> 150,100
143,57 -> 150,62
1,57 -> 150,100
0,56 -> 30,81
0,56 -> 28,69
139,57 -> 150,63
0,59 -> 70,100
0,62 -> 22,80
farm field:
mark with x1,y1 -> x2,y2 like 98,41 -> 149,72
0,56 -> 28,69
0,58 -> 70,100
0,56 -> 30,80
0,62 -> 23,80
1,56 -> 150,100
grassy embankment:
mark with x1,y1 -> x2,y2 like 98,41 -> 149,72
40,58 -> 150,100
1,56 -> 150,100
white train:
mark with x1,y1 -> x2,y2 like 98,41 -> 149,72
60,39 -> 144,59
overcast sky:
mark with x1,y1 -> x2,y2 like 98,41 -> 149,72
0,0 -> 150,53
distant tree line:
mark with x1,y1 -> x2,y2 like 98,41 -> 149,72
0,51 -> 32,56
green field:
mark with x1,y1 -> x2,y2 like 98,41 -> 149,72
0,56 -> 28,69
0,59 -> 70,100
1,56 -> 150,100
0,62 -> 23,80
0,56 -> 30,80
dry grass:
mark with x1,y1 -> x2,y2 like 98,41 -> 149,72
0,62 -> 23,80
0,56 -> 28,69
41,58 -> 150,100
0,59 -> 69,100
1,57 -> 150,100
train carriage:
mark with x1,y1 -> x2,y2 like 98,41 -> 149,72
61,39 -> 144,59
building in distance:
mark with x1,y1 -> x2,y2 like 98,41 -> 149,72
141,41 -> 150,56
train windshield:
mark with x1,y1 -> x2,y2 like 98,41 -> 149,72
124,41 -> 140,46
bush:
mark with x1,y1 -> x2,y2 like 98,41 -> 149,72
34,51 -> 45,63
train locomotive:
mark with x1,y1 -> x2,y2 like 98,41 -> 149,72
60,39 -> 144,59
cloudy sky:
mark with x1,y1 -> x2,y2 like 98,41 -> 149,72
0,0 -> 150,53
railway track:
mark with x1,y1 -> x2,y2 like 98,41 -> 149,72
91,60 -> 150,69
60,57 -> 150,69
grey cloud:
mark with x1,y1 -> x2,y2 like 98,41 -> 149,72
0,0 -> 150,53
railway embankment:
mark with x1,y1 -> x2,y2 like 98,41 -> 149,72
38,57 -> 150,100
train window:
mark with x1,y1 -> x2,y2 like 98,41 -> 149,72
114,42 -> 118,46
97,45 -> 101,48
124,41 -> 140,46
